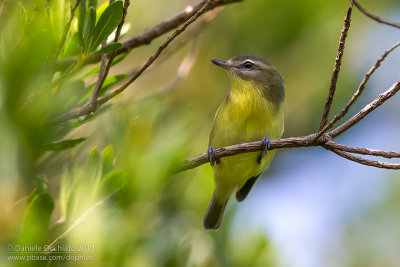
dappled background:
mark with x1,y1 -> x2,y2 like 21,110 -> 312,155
1,0 -> 400,266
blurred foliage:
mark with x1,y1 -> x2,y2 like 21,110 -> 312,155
0,0 -> 399,266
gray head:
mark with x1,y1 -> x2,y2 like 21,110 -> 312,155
211,54 -> 285,106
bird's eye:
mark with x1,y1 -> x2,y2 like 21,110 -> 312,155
243,61 -> 254,69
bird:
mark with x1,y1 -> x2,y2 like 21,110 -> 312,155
203,54 -> 285,230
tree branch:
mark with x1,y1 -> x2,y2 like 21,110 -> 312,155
98,0 -> 215,104
326,147 -> 400,169
353,0 -> 400,29
177,80 -> 400,173
55,0 -> 400,174
319,41 -> 400,134
318,1 -> 353,131
55,0 -> 242,69
56,0 -> 218,122
176,134 -> 319,173
329,81 -> 400,138
118,0 -> 241,54
324,141 -> 400,159
88,0 -> 130,103
124,8 -> 222,82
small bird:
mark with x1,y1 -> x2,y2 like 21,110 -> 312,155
203,54 -> 285,230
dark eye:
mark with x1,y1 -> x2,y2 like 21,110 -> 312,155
243,61 -> 254,69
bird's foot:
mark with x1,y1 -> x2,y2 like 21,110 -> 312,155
257,137 -> 271,164
207,146 -> 220,166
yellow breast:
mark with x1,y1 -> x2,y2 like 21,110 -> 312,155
209,77 -> 284,191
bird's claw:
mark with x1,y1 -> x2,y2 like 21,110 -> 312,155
207,146 -> 220,166
257,137 -> 271,164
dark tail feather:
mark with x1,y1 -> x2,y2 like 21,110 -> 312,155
235,174 -> 260,202
203,192 -> 228,230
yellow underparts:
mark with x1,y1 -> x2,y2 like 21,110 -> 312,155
209,76 -> 284,201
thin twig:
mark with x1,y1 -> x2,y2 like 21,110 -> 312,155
88,0 -> 130,104
353,0 -> 400,29
327,148 -> 400,169
56,0 -> 82,59
56,0 -> 216,122
319,42 -> 400,135
97,0 -> 215,104
125,8 -> 221,79
329,81 -> 400,138
118,0 -> 239,54
89,42 -> 108,102
324,141 -> 400,159
55,0 -> 241,69
47,188 -> 122,251
318,1 -> 353,131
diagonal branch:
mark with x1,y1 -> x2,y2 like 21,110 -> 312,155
125,7 -> 223,92
119,0 -> 241,55
329,81 -> 400,138
177,81 -> 400,173
324,141 -> 400,159
318,1 -> 353,131
56,0 -> 217,122
326,147 -> 400,169
55,0 -> 242,69
318,41 -> 400,134
353,0 -> 400,29
97,0 -> 215,105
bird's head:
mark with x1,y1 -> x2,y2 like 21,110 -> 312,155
211,54 -> 285,106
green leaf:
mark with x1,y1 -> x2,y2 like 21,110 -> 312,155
96,1 -> 109,22
102,145 -> 114,175
63,32 -> 80,57
40,138 -> 86,150
92,42 -> 123,55
82,6 -> 96,53
77,1 -> 87,47
20,192 -> 54,245
24,193 -> 54,226
48,0 -> 67,43
88,0 -> 97,8
97,169 -> 126,197
89,1 -> 123,52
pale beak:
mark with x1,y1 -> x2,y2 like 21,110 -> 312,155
211,59 -> 232,69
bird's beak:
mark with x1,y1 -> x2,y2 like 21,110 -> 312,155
211,59 -> 232,69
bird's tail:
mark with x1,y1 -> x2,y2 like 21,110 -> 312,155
203,192 -> 228,230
